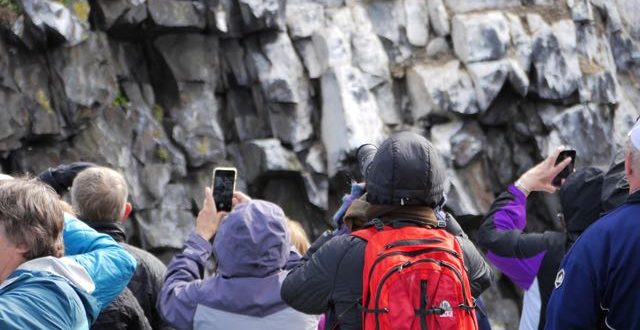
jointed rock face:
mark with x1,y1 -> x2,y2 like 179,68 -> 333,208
0,0 -> 638,325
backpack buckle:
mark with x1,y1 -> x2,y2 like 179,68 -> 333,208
372,218 -> 385,231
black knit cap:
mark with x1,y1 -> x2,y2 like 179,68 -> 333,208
366,132 -> 448,207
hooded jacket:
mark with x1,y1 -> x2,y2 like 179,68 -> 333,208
281,132 -> 492,330
158,200 -> 319,330
366,132 -> 448,207
0,214 -> 137,329
477,168 -> 604,330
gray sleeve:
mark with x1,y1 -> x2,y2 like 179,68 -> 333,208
456,235 -> 494,298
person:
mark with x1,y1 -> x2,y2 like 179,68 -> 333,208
0,177 -> 137,328
68,166 -> 170,329
281,132 -> 493,329
157,188 -> 319,330
544,124 -> 640,328
287,219 -> 311,255
477,147 -> 604,330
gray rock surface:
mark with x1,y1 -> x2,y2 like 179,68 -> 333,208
528,16 -> 582,100
321,65 -> 385,176
451,122 -> 485,167
428,0 -> 450,36
452,11 -> 510,63
407,60 -> 479,118
248,32 -> 314,148
1,1 -> 639,325
239,138 -> 303,182
94,0 -> 147,30
49,32 -> 118,126
443,0 -> 520,13
148,0 -> 205,29
17,0 -> 89,47
238,0 -> 285,32
404,0 -> 429,46
286,2 -> 324,39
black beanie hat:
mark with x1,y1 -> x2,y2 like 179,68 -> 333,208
559,167 -> 604,233
366,132 -> 448,207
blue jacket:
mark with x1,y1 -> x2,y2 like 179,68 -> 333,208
0,214 -> 137,329
545,191 -> 640,329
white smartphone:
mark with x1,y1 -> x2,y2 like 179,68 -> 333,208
212,167 -> 237,212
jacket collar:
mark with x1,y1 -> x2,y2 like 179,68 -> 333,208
83,220 -> 127,243
626,190 -> 640,204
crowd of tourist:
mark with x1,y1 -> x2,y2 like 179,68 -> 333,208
1,122 -> 639,329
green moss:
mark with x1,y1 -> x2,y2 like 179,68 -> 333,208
196,138 -> 209,155
156,146 -> 169,162
72,1 -> 90,22
113,90 -> 129,108
0,0 -> 19,13
151,128 -> 163,139
35,89 -> 54,114
152,104 -> 164,122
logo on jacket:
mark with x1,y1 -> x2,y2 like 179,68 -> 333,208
555,269 -> 565,288
439,300 -> 453,318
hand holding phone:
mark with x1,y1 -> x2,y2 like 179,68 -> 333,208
195,187 -> 226,241
552,150 -> 576,187
516,147 -> 575,194
212,167 -> 237,212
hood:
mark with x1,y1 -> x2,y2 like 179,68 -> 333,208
12,256 -> 100,322
559,167 -> 604,233
213,200 -> 290,278
366,132 -> 448,207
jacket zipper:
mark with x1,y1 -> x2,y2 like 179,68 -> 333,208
373,258 -> 471,330
385,238 -> 444,250
363,247 -> 460,309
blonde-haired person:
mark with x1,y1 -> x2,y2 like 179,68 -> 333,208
287,219 -> 310,255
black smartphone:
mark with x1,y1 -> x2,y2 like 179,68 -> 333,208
212,167 -> 237,212
552,150 -> 576,187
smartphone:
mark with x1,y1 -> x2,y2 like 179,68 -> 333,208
552,150 -> 576,187
212,167 -> 237,212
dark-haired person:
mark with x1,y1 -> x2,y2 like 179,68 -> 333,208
477,147 -> 604,330
281,132 -> 492,329
0,177 -> 136,328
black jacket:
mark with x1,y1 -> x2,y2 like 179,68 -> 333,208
477,168 -> 606,329
88,221 -> 171,330
281,216 -> 492,330
92,288 -> 152,330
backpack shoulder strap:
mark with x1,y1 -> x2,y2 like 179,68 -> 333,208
352,218 -> 387,242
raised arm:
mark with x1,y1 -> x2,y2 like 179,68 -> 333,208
478,148 -> 572,290
158,187 -> 225,329
477,186 -> 548,290
157,233 -> 210,329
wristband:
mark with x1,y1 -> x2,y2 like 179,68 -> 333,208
515,180 -> 531,196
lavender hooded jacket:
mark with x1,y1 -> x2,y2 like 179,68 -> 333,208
158,200 -> 319,330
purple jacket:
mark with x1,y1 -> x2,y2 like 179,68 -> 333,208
158,200 -> 318,330
478,185 -> 565,330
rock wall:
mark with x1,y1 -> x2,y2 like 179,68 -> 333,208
1,0 -> 640,327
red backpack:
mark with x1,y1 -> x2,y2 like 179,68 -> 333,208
352,222 -> 478,330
